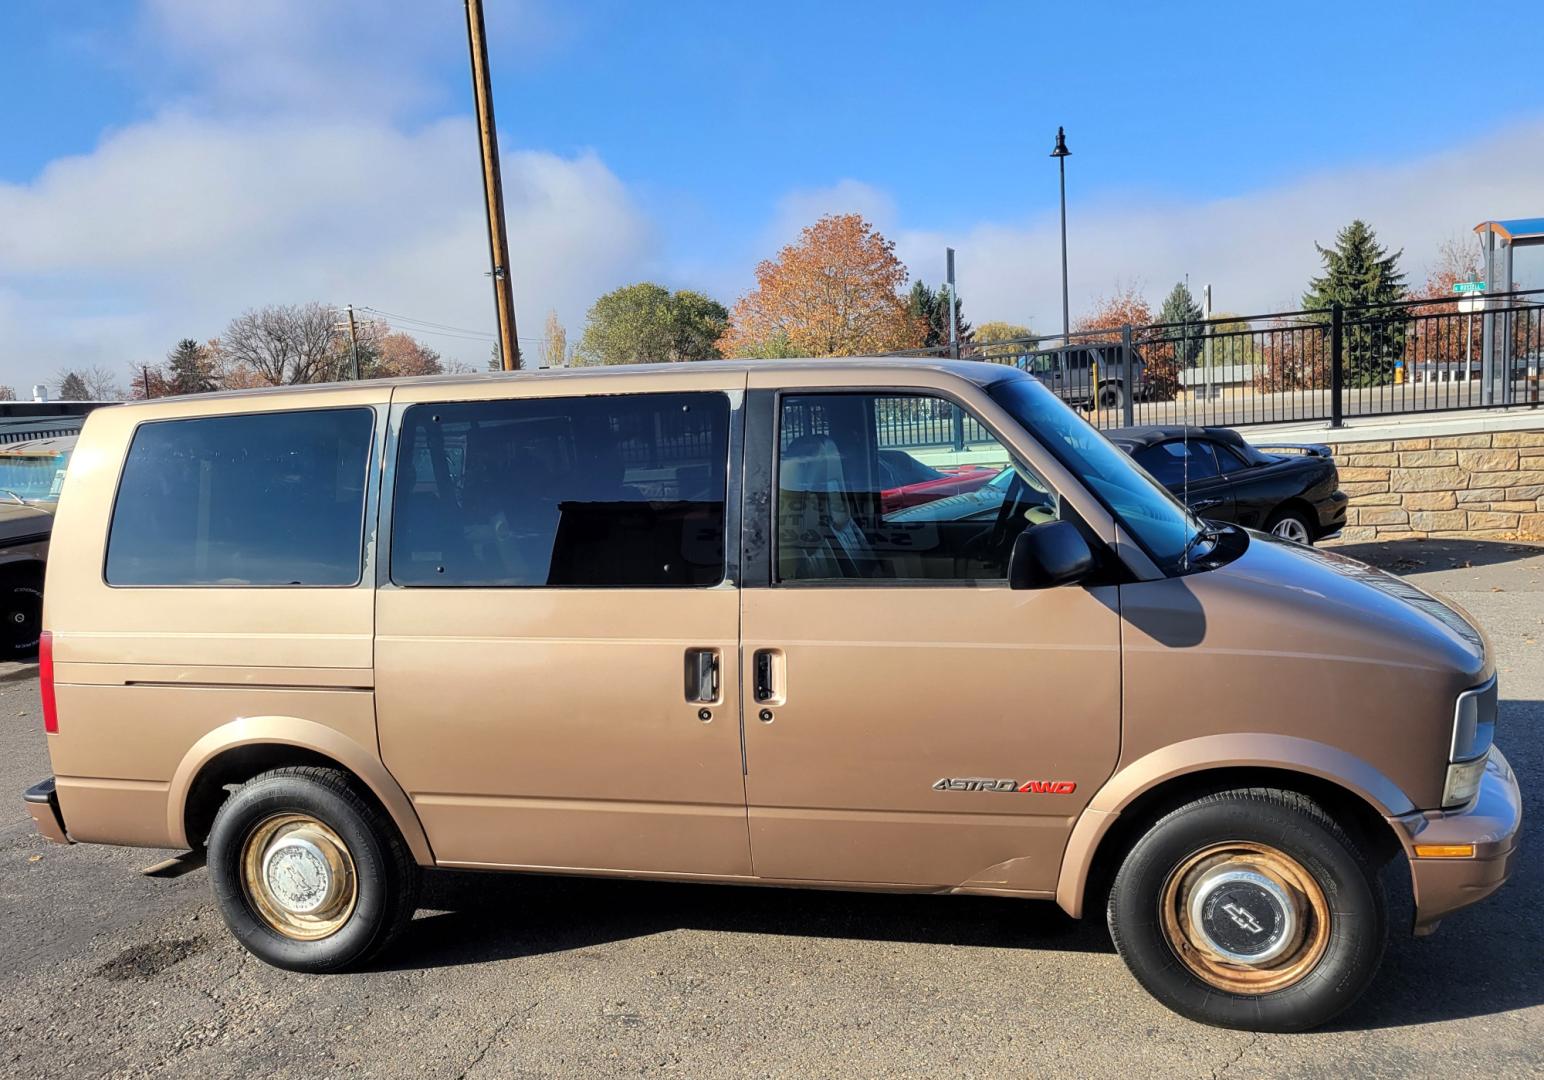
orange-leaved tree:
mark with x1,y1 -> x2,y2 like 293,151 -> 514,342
1073,285 -> 1180,396
719,214 -> 924,358
1403,235 -> 1485,373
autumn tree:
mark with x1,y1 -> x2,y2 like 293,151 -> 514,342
970,321 -> 1035,361
1417,234 -> 1484,300
905,281 -> 971,353
540,309 -> 568,368
220,303 -> 342,385
1253,318 -> 1331,393
1076,284 -> 1154,336
1303,220 -> 1408,386
1075,285 -> 1184,399
130,365 -> 172,400
373,332 -> 443,378
577,284 -> 729,364
720,214 -> 922,358
1403,235 -> 1484,373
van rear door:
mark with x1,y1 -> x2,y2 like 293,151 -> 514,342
374,371 -> 752,877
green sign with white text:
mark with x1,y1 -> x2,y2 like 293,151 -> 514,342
1452,281 -> 1487,293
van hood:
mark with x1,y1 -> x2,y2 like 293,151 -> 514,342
1203,530 -> 1489,682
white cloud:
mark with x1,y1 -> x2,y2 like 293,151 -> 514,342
0,111 -> 652,384
891,118 -> 1544,333
131,0 -> 561,120
766,179 -> 897,249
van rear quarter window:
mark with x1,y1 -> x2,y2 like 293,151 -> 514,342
391,392 -> 728,588
105,408 -> 374,587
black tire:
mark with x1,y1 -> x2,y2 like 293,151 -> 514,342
1107,788 -> 1386,1032
1097,382 -> 1125,410
1265,506 -> 1315,546
0,568 -> 43,658
207,766 -> 419,973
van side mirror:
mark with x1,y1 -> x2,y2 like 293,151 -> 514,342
1008,520 -> 1095,590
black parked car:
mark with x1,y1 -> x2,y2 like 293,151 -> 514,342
1105,425 -> 1347,544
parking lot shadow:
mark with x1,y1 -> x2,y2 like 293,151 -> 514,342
382,870 -> 1114,974
1328,536 -> 1544,574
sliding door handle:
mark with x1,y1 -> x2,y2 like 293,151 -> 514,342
754,650 -> 772,701
685,648 -> 719,704
753,648 -> 784,704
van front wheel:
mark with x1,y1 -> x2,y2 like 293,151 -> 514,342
1107,788 -> 1386,1031
207,766 -> 419,973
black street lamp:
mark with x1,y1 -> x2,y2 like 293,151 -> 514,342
1050,126 -> 1071,344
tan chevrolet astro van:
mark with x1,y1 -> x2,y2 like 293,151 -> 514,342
23,359 -> 1520,1031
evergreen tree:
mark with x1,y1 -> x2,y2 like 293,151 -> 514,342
905,281 -> 972,353
166,338 -> 216,394
57,372 -> 89,400
1302,220 -> 1408,386
1157,281 -> 1205,367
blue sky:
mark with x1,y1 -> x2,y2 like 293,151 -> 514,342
1,0 -> 1542,386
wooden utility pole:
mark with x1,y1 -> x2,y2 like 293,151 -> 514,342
345,304 -> 362,380
464,0 -> 520,370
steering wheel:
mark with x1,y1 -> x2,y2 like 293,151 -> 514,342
987,471 -> 1032,554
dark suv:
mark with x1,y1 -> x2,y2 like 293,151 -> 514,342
1018,343 -> 1149,409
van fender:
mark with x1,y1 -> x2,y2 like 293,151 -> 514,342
1054,734 -> 1415,918
166,715 -> 434,865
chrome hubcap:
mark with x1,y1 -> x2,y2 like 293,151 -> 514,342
1159,841 -> 1330,994
240,814 -> 357,940
263,835 -> 337,914
1271,517 -> 1310,544
1187,866 -> 1296,965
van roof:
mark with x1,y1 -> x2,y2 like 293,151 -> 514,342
95,356 -> 1023,411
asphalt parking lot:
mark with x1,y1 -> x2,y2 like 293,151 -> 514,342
1,537 -> 1540,1079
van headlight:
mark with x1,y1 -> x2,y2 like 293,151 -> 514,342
1443,676 -> 1497,808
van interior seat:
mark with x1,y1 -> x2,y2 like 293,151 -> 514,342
778,434 -> 876,580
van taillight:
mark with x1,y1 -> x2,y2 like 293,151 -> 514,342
40,630 -> 58,734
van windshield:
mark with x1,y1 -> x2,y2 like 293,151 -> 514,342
987,375 -> 1207,574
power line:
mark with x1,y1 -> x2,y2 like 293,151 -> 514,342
376,322 -> 499,344
356,306 -> 496,338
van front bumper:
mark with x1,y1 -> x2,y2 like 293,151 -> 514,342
23,777 -> 70,845
1396,747 -> 1521,935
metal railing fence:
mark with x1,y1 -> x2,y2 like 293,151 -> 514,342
897,288 -> 1543,432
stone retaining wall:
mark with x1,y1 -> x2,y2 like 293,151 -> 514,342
1329,429 -> 1544,541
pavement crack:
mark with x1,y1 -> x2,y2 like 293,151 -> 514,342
457,1002 -> 538,1080
1212,1032 -> 1260,1079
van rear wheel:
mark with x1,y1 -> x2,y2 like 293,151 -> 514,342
207,766 -> 419,972
1107,788 -> 1386,1031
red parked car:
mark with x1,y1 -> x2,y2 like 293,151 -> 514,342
878,449 -> 999,513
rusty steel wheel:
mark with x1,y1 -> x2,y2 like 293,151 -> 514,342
210,766 -> 419,972
1108,789 -> 1386,1031
1158,841 -> 1331,994
239,812 -> 359,942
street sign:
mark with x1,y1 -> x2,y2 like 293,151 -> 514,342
1452,281 -> 1487,293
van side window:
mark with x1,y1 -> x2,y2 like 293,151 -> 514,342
105,408 -> 374,587
776,393 -> 1058,583
391,392 -> 728,588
